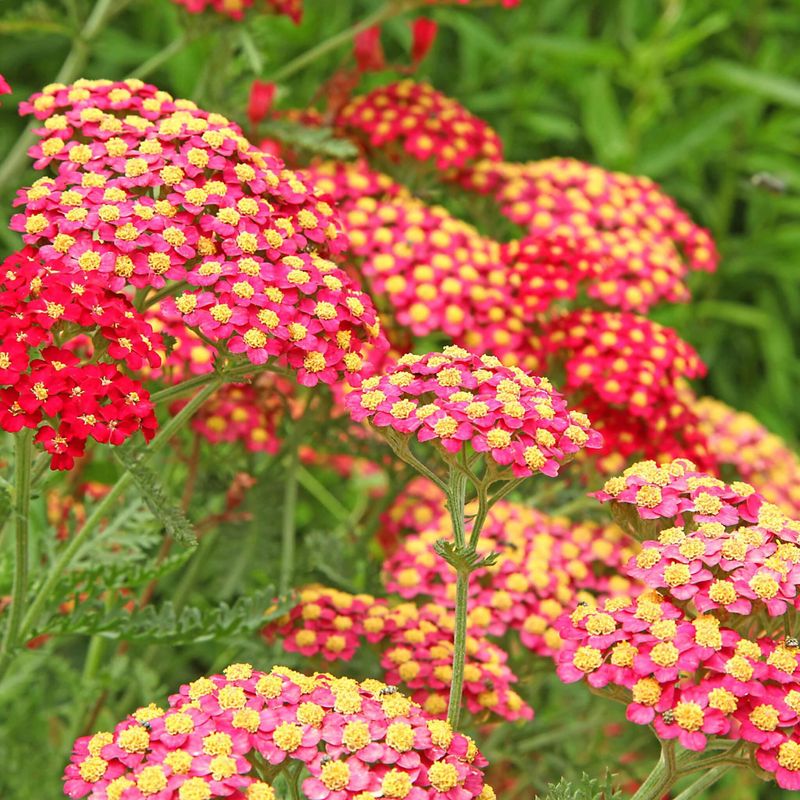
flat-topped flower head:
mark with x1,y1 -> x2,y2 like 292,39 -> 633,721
13,79 -> 385,385
462,157 -> 718,281
63,665 -> 492,799
0,248 -> 158,468
345,347 -> 600,478
338,80 -> 503,173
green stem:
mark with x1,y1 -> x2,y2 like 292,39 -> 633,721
446,568 -> 469,729
632,741 -> 694,800
0,430 -> 33,667
672,765 -> 732,800
127,32 -> 193,79
268,0 -> 407,84
0,0 -> 121,192
445,467 -> 469,728
297,466 -> 350,522
0,380 -> 219,682
279,441 -> 300,595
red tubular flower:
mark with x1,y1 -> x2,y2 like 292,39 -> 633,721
13,79 -> 386,386
63,665 -> 493,799
353,26 -> 386,73
247,80 -> 276,126
411,19 -> 439,64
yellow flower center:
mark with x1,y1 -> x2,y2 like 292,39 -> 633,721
673,702 -> 704,732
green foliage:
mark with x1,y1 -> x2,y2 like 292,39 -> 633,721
536,773 -> 621,800
40,587 -> 289,644
260,118 -> 359,160
115,447 -> 198,546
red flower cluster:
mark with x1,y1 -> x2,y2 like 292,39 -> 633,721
12,79 -> 384,385
557,458 -> 800,789
526,310 -> 712,471
383,488 -> 636,656
338,81 -> 503,172
696,396 -> 800,517
265,586 -> 531,722
0,248 -> 158,469
170,0 -> 302,22
463,157 -> 718,277
346,347 -> 601,478
64,664 -> 494,799
0,73 -> 10,102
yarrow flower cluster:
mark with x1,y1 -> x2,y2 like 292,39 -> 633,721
12,79 -> 384,386
0,248 -> 158,469
557,458 -> 800,789
264,586 -> 532,722
346,347 -> 600,478
696,396 -> 800,517
462,157 -> 718,280
307,160 -> 507,340
170,0 -> 302,22
338,81 -> 503,173
383,490 -> 636,656
526,310 -> 712,471
64,664 -> 495,799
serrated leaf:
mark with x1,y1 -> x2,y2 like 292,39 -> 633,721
115,448 -> 198,546
536,772 -> 621,800
37,587 -> 290,644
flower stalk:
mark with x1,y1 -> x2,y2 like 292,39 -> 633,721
0,429 -> 34,670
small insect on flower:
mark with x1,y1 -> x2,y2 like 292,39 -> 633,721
379,686 -> 399,696
785,637 -> 800,649
662,709 -> 675,724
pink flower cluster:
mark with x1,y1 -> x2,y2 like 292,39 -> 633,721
462,157 -> 718,286
346,347 -> 601,478
170,0 -> 302,22
696,396 -> 800,517
264,586 -> 531,722
556,458 -> 800,789
305,160 -> 509,342
383,487 -> 636,656
338,81 -> 503,172
0,248 -> 158,469
64,664 -> 495,799
12,79 -> 384,385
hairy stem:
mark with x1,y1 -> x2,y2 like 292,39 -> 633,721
279,441 -> 300,595
445,467 -> 469,728
0,430 -> 34,668
268,0 -> 409,84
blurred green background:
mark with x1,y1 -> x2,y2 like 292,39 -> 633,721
2,0 -> 799,442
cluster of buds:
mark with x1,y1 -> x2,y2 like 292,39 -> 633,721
557,458 -> 800,789
64,664 -> 495,799
170,0 -> 302,22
